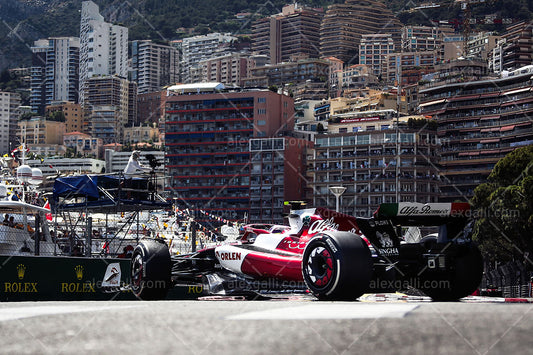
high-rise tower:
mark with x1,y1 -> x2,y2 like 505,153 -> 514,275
320,0 -> 402,65
79,1 -> 128,106
30,37 -> 79,115
252,4 -> 323,64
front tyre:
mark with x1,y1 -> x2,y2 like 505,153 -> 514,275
302,231 -> 372,301
131,239 -> 171,300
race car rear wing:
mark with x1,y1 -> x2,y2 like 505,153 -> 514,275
373,202 -> 472,226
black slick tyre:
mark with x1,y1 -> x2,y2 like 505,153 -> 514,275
420,242 -> 483,301
302,231 -> 373,301
131,239 -> 171,300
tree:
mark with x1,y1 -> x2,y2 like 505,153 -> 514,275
47,111 -> 65,122
471,145 -> 533,267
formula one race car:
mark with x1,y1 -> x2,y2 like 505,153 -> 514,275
130,202 -> 483,301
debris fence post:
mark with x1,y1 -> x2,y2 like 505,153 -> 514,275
86,217 -> 92,257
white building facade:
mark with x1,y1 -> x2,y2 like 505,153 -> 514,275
79,0 -> 128,106
180,33 -> 236,83
0,91 -> 21,155
30,37 -> 80,114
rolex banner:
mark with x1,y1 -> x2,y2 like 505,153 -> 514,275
0,255 -> 135,301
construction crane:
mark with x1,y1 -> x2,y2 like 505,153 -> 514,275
456,0 -> 488,57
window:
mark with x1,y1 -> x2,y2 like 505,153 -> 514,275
343,136 -> 355,145
400,133 -> 415,143
316,137 -> 328,147
357,135 -> 370,145
330,137 -> 341,146
257,97 -> 266,103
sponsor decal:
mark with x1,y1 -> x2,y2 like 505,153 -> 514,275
377,247 -> 399,256
4,264 -> 38,293
102,263 -> 121,287
4,282 -> 38,293
187,285 -> 204,294
61,282 -> 96,293
326,238 -> 338,253
376,231 -> 394,247
216,251 -> 242,261
17,264 -> 26,280
61,265 -> 96,293
369,220 -> 390,227
398,204 -> 451,216
308,218 -> 339,235
75,265 -> 84,280
340,117 -> 379,123
281,239 -> 306,250
220,225 -> 239,239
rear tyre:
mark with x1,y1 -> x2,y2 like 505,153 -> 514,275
302,231 -> 372,301
420,242 -> 483,301
131,239 -> 171,300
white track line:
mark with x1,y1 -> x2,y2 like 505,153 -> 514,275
0,305 -> 137,322
227,303 -> 419,320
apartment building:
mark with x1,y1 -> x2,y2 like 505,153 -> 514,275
201,53 -> 256,87
123,124 -> 159,145
401,25 -> 455,53
488,22 -> 533,73
359,34 -> 395,78
79,1 -> 128,106
180,33 -> 236,83
383,51 -> 439,85
164,83 -> 295,222
0,91 -> 20,154
249,137 -> 312,224
63,131 -> 103,158
320,0 -> 402,65
45,101 -> 83,133
131,40 -> 180,94
467,32 -> 500,61
335,64 -> 376,92
30,37 -> 79,114
419,62 -> 533,201
82,76 -> 131,144
324,56 -> 344,98
242,59 -> 329,100
18,117 -> 66,153
252,4 -> 323,64
137,91 -> 164,126
308,113 -> 441,217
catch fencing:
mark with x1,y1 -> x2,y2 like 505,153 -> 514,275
482,261 -> 533,298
